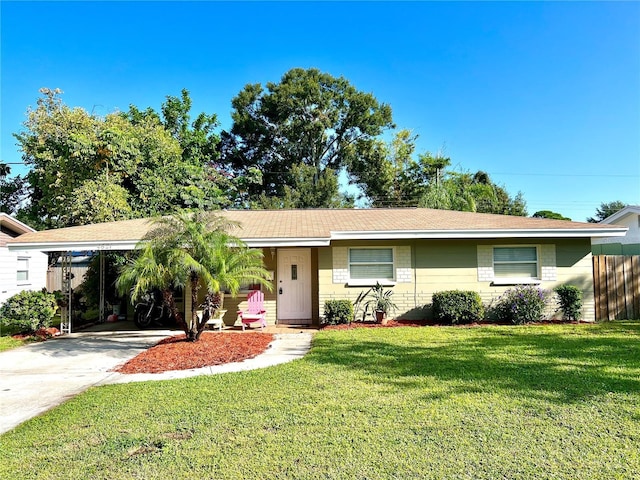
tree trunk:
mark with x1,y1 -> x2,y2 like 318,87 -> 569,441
162,289 -> 186,333
187,276 -> 201,342
193,291 -> 220,341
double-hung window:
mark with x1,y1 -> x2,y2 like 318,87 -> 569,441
349,248 -> 394,282
493,247 -> 539,281
17,257 -> 29,282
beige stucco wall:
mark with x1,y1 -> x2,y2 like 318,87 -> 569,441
319,238 -> 595,322
183,240 -> 594,326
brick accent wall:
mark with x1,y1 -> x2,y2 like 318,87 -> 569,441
540,244 -> 557,281
332,247 -> 348,284
395,245 -> 412,283
477,245 -> 493,282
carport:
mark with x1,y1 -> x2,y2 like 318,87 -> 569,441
6,213 -> 288,333
7,218 -> 155,333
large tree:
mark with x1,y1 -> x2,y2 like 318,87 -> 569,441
117,212 -> 272,342
12,88 -> 234,229
587,201 -> 627,223
220,68 -> 394,208
348,129 -> 426,207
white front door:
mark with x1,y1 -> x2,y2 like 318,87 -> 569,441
277,248 -> 312,323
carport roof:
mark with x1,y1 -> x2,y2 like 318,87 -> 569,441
8,208 -> 627,252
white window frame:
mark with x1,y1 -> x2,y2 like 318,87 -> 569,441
492,246 -> 541,285
16,257 -> 29,284
347,247 -> 396,286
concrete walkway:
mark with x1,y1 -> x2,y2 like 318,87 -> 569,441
0,328 -> 314,435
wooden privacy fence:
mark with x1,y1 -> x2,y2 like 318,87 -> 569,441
593,255 -> 640,320
46,265 -> 89,292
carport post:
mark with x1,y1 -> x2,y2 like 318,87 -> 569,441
60,251 -> 72,334
99,251 -> 105,323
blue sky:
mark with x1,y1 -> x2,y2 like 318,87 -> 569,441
1,1 -> 639,221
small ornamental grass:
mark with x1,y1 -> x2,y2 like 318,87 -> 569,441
494,285 -> 549,324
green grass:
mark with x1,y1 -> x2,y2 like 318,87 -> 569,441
0,316 -> 62,352
1,322 -> 639,479
0,323 -> 33,352
0,335 -> 28,352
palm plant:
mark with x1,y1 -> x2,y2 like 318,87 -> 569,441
117,211 -> 273,341
354,282 -> 398,323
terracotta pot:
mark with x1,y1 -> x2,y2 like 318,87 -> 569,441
375,311 -> 385,323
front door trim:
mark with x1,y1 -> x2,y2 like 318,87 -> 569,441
277,248 -> 312,323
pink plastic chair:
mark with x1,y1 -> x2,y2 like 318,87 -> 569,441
238,290 -> 267,331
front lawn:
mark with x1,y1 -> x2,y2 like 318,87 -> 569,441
1,322 -> 639,479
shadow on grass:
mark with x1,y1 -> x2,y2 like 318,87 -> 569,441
305,321 -> 640,404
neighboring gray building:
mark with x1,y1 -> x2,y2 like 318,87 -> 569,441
592,205 -> 640,255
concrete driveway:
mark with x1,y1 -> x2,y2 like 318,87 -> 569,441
0,327 -> 179,434
0,324 -> 314,435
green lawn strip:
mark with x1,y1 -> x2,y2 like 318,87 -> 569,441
0,316 -> 62,352
0,335 -> 29,352
0,322 -> 638,479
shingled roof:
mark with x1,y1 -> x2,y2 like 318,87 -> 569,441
8,208 -> 627,251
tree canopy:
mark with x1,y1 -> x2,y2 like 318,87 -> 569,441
532,210 -> 571,221
587,201 -> 627,223
348,130 -> 527,215
5,75 -> 540,223
10,88 -> 236,229
219,68 -> 394,208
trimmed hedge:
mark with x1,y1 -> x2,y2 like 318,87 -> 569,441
432,290 -> 484,324
323,300 -> 354,325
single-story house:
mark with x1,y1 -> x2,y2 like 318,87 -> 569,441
8,208 -> 627,325
592,205 -> 640,255
0,213 -> 48,306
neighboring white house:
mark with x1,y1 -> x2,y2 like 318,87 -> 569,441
0,214 -> 48,305
592,205 -> 640,255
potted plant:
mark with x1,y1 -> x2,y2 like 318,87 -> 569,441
354,283 -> 398,324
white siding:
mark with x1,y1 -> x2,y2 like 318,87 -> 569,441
0,247 -> 48,305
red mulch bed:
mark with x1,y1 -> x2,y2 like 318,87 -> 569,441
322,318 -> 586,330
322,319 -> 431,330
11,327 -> 61,341
114,332 -> 274,374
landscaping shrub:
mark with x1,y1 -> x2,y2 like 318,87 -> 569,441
554,284 -> 582,320
0,289 -> 58,333
323,300 -> 354,325
493,285 -> 549,325
432,290 -> 484,324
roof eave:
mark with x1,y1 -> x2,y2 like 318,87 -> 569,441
8,237 -> 333,252
600,206 -> 640,224
244,238 -> 330,247
330,228 -> 629,240
0,214 -> 36,235
7,240 -> 141,252
8,228 -> 627,252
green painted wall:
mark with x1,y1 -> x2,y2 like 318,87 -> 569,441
318,238 -> 595,322
593,243 -> 640,255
